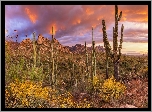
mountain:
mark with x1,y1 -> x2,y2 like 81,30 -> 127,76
65,44 -> 105,54
5,34 -> 105,58
5,34 -> 71,61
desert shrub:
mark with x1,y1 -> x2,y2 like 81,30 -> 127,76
73,98 -> 91,108
93,76 -> 100,87
26,65 -> 44,82
5,79 -> 91,108
5,52 -> 26,83
138,65 -> 148,78
5,79 -> 52,108
99,75 -> 126,102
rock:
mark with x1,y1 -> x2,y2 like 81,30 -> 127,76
120,104 -> 137,108
67,44 -> 105,54
22,38 -> 31,44
37,34 -> 44,44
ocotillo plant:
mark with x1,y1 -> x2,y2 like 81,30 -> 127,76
32,32 -> 37,68
102,5 -> 124,81
51,26 -> 55,87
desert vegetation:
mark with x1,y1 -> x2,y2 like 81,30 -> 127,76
5,5 -> 148,108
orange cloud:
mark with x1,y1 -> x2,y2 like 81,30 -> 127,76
60,26 -> 66,30
97,15 -> 103,21
119,5 -> 148,22
136,11 -> 147,15
25,8 -> 37,24
92,24 -> 97,28
72,19 -> 81,25
86,8 -> 94,15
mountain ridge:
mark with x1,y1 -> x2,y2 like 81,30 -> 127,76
5,34 -> 105,57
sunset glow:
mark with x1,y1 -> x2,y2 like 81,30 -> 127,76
25,8 -> 37,24
5,5 -> 148,55
49,23 -> 57,35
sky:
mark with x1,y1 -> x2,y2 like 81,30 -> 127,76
5,5 -> 148,55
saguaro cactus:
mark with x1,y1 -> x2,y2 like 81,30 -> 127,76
32,32 -> 37,68
71,52 -> 75,86
85,41 -> 89,76
51,26 -> 55,87
71,53 -> 75,77
102,20 -> 112,79
102,5 -> 124,81
92,41 -> 96,77
91,28 -> 94,85
91,27 -> 97,89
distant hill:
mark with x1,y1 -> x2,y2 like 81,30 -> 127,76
5,34 -> 105,57
65,44 -> 105,54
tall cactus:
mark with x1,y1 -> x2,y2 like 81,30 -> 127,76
92,41 -> 96,77
51,26 -> 55,87
113,5 -> 124,81
71,53 -> 75,76
91,27 -> 97,89
71,52 -> 75,86
102,20 -> 111,79
91,27 -> 94,88
32,32 -> 37,68
85,41 -> 89,76
102,5 -> 124,81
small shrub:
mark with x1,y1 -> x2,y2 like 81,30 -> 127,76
99,75 -> 126,102
5,79 -> 91,108
5,79 -> 52,108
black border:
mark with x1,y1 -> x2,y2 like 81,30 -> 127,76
1,1 -> 151,111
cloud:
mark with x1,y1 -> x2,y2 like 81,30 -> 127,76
5,5 -> 148,47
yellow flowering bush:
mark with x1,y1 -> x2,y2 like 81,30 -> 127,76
93,76 -> 102,91
49,91 -> 75,108
5,79 -> 91,108
100,75 -> 126,102
93,76 -> 99,86
73,98 -> 91,108
5,79 -> 52,108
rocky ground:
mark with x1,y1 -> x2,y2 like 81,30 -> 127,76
72,77 -> 148,108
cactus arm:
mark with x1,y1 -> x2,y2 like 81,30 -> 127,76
118,11 -> 122,21
118,24 -> 124,56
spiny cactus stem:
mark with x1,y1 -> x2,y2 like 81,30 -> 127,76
93,41 -> 96,77
92,27 -> 93,42
51,26 -> 55,88
33,32 -> 36,68
102,20 -> 112,55
70,52 -> 75,82
114,5 -> 123,81
106,50 -> 109,79
94,55 -> 96,77
85,41 -> 89,74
